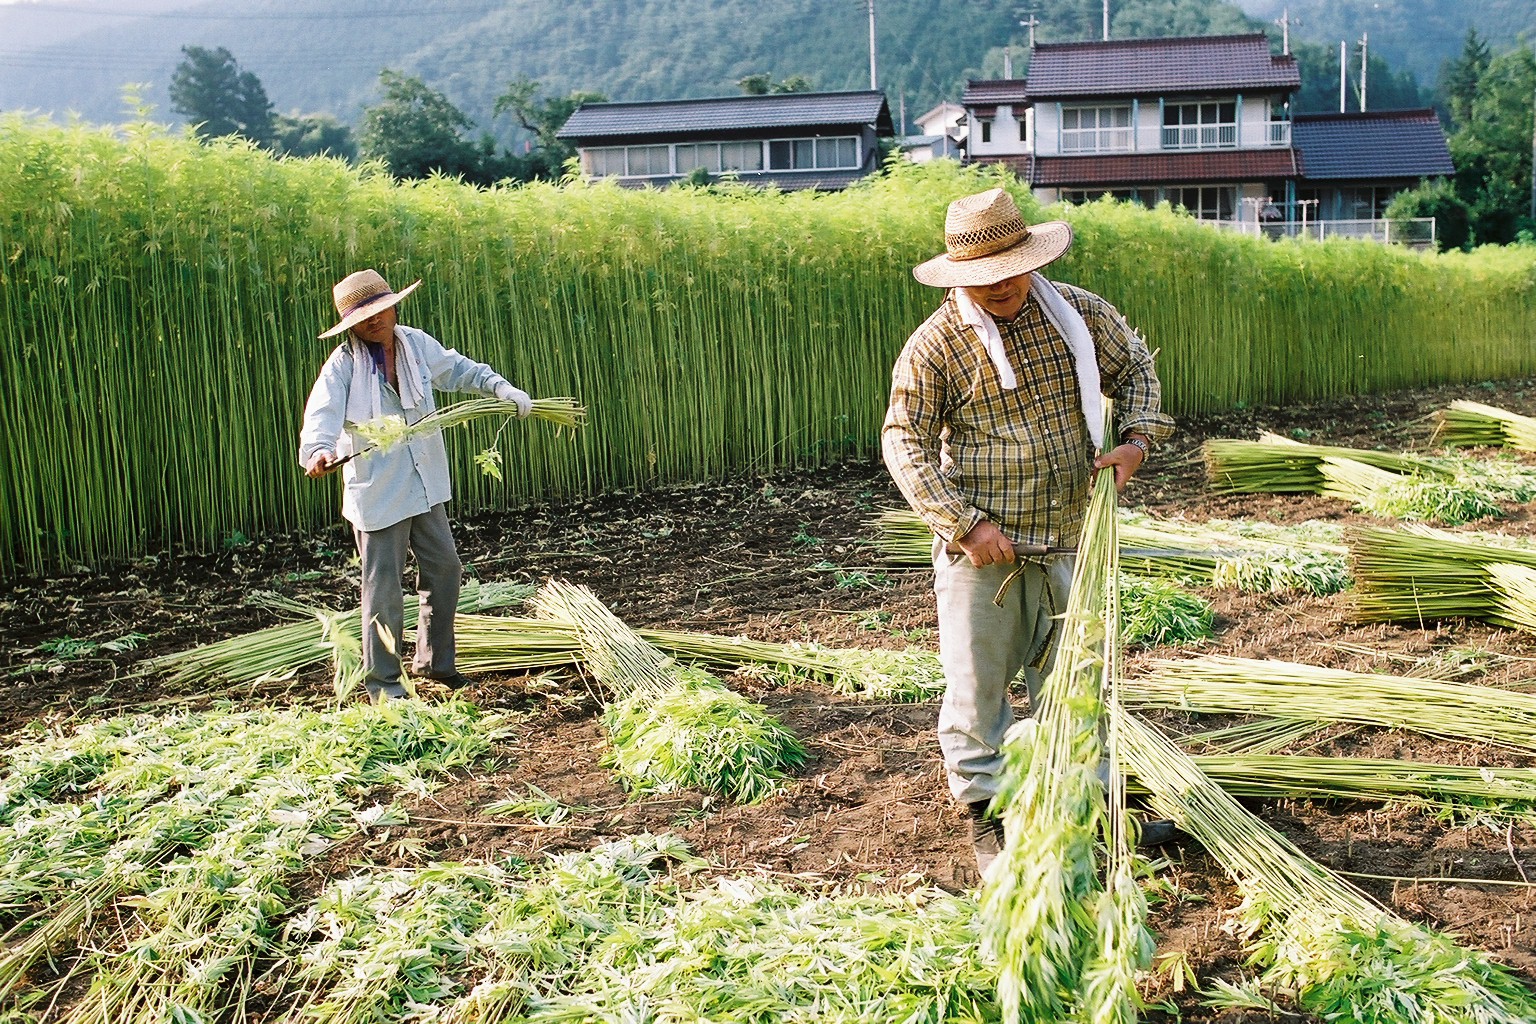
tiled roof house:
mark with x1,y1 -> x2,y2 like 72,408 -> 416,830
556,91 -> 895,191
959,34 -> 1453,238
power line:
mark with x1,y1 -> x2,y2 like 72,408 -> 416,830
1,2 -> 503,20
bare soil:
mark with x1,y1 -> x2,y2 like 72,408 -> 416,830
6,376 -> 1536,1020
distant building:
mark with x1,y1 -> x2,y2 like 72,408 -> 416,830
899,101 -> 966,163
556,91 -> 895,191
956,33 -> 1453,244
1292,109 -> 1455,221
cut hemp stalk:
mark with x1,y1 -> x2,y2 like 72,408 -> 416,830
1350,523 -> 1536,632
1129,654 -> 1536,754
1122,711 -> 1536,1024
354,396 -> 587,481
1204,433 -> 1504,525
980,428 -> 1152,1024
875,506 -> 1350,595
531,580 -> 804,803
1433,400 -> 1536,453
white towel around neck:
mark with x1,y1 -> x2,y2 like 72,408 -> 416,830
953,274 -> 1104,450
344,325 -> 428,430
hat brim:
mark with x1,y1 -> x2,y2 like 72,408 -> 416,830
318,279 -> 422,338
912,221 -> 1073,288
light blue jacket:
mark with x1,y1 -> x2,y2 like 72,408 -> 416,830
298,325 -> 515,532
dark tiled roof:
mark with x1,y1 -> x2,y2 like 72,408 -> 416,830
1292,109 -> 1453,180
961,79 -> 1028,106
1031,149 -> 1298,186
557,91 -> 893,140
1025,34 -> 1299,98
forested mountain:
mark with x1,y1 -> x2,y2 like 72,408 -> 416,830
0,0 -> 1504,140
1231,0 -> 1536,90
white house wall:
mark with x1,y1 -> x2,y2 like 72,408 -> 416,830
1027,93 -> 1288,157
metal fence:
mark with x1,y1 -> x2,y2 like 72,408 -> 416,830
1204,217 -> 1438,249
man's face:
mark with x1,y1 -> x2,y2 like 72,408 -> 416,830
351,305 -> 397,344
959,274 -> 1031,321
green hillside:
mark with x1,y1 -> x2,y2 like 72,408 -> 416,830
1231,0 -> 1536,88
0,0 -> 1463,143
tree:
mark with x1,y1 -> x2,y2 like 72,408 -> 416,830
359,70 -> 498,183
736,73 -> 813,95
493,75 -> 606,181
1439,29 -> 1492,128
1446,45 -> 1536,245
169,45 -> 274,146
270,113 -> 357,161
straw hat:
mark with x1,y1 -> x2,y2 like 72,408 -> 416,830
319,269 -> 422,339
913,188 -> 1072,288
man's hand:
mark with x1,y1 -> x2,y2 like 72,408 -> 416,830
305,452 -> 337,478
495,382 -> 533,418
1092,440 -> 1147,492
955,520 -> 1015,568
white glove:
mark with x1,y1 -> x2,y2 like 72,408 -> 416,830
494,381 -> 532,418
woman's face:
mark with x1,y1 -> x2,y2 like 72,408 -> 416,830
351,306 -> 397,344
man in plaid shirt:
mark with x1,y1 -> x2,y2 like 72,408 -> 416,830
881,188 -> 1174,875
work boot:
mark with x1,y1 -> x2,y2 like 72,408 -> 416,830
424,671 -> 475,691
1130,812 -> 1181,847
967,799 -> 1005,874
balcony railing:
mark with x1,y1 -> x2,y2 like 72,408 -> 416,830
1161,124 -> 1237,149
1203,217 -> 1437,249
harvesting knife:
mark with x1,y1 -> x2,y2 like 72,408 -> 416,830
318,446 -> 377,474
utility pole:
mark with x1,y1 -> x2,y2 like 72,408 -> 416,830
1273,7 -> 1296,55
1020,10 -> 1039,49
866,0 -> 878,90
1358,32 -> 1368,112
1339,40 -> 1347,112
1102,0 -> 1110,41
1004,45 -> 1012,79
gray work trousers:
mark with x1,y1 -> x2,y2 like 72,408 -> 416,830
932,537 -> 1074,805
353,503 -> 461,698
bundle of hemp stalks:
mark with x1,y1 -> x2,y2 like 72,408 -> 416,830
873,506 -> 1350,594
1204,433 -> 1502,524
1350,523 -> 1536,631
1128,654 -> 1536,754
1122,711 -> 1536,1024
355,396 -> 587,449
139,580 -> 533,691
531,580 -> 804,804
1433,399 -> 1536,453
980,439 -> 1151,1024
452,615 -> 946,701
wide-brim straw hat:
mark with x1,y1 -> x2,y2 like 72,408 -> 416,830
913,187 -> 1072,288
319,269 -> 422,339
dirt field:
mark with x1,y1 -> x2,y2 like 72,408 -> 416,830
6,376 -> 1536,1020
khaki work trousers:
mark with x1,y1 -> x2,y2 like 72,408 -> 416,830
353,503 -> 461,699
932,537 -> 1074,805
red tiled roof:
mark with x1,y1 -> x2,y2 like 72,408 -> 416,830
1032,149 -> 1298,186
969,154 -> 1035,180
1026,34 -> 1299,99
961,79 -> 1029,106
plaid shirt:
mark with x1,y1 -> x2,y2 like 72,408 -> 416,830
882,280 -> 1174,547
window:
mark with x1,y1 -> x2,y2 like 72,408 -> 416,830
978,119 -> 992,144
1061,105 -> 1132,153
767,135 -> 860,171
588,147 -> 627,177
627,145 -> 670,175
675,143 -> 722,174
720,141 -> 764,172
1167,185 -> 1235,220
1061,188 -> 1159,207
1162,101 -> 1237,149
